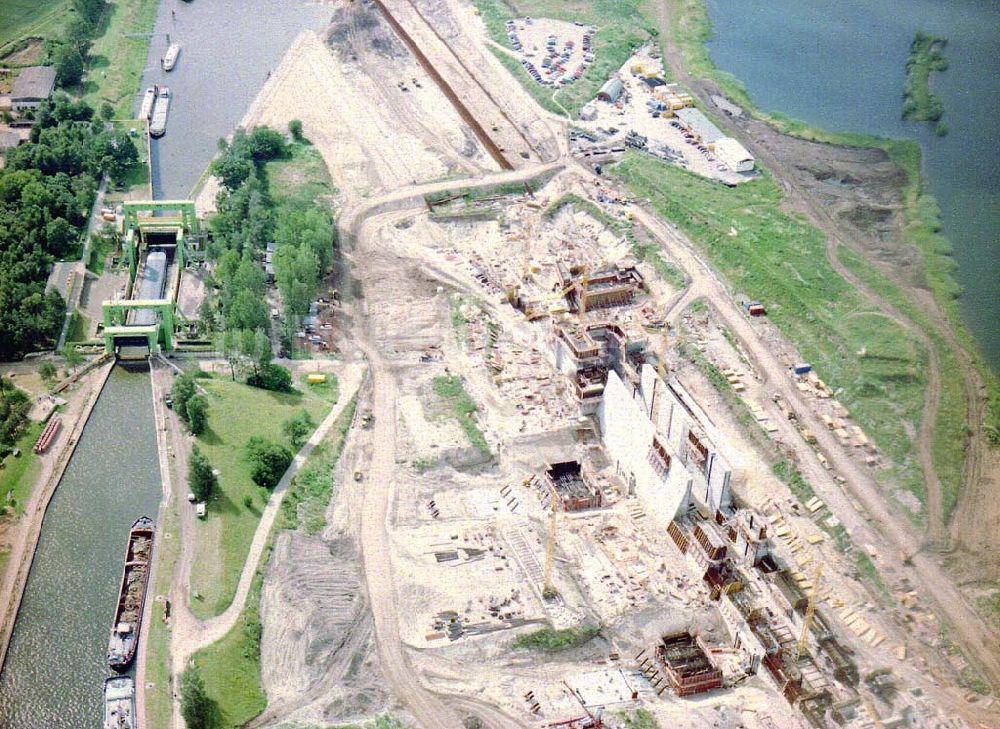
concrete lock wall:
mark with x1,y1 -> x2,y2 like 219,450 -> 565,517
598,370 -> 691,524
640,365 -> 731,513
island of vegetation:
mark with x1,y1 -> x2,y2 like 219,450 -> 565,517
902,31 -> 949,134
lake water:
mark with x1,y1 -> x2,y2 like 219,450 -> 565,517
140,0 -> 331,198
705,0 -> 1000,370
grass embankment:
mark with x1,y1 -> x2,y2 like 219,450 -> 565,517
0,420 -> 44,518
278,394 -> 356,534
666,0 -> 1000,475
81,0 -> 160,117
190,545 -> 270,728
902,32 -> 948,128
265,140 -> 338,206
513,625 -> 601,651
188,378 -> 329,619
189,389 -> 356,727
432,375 -> 491,457
144,504 -> 180,729
615,154 -> 929,511
837,245 -> 966,519
0,0 -> 70,55
470,0 -> 656,116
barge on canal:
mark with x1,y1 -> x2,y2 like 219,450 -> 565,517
104,676 -> 135,729
149,87 -> 170,138
107,516 -> 154,671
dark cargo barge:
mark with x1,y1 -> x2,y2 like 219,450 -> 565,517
107,517 -> 154,671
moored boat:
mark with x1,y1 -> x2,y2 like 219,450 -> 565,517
139,86 -> 156,121
107,516 -> 154,671
162,43 -> 180,71
104,676 -> 135,729
148,87 -> 170,138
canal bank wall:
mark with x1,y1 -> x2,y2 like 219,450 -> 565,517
0,358 -> 115,673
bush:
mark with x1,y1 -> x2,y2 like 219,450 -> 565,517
513,625 -> 601,651
244,436 -> 292,490
247,363 -> 292,393
288,119 -> 304,142
245,126 -> 287,160
282,409 -> 315,449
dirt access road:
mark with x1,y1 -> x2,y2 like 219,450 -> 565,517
648,0 -> 999,691
655,2 -> 999,561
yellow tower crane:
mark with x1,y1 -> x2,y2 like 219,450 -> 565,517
796,563 -> 823,660
650,324 -> 671,428
543,495 -> 558,599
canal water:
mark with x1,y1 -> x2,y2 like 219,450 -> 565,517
705,0 -> 1000,370
141,0 -> 331,199
0,366 -> 162,728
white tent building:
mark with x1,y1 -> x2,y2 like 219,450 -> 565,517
714,137 -> 755,172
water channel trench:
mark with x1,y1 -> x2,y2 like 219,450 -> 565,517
0,365 -> 162,728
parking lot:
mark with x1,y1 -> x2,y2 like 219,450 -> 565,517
504,17 -> 594,89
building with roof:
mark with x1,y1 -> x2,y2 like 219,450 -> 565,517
11,66 -> 56,111
714,137 -> 755,172
674,107 -> 724,146
597,78 -> 624,103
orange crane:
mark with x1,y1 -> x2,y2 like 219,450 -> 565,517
543,495 -> 558,598
795,563 -> 823,660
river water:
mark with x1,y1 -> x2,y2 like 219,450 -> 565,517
705,0 -> 1000,370
0,366 -> 162,728
141,0 -> 331,199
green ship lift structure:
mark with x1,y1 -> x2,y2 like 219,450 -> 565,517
101,200 -> 200,355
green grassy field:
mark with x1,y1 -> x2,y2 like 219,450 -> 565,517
81,0 -> 159,117
278,394 -> 355,535
0,0 -> 70,55
190,391 -> 359,728
266,140 -> 337,205
513,625 -> 601,651
144,504 -> 180,729
0,420 -> 44,517
188,378 -> 329,619
432,375 -> 490,457
614,153 -> 930,510
191,548 -> 270,728
471,0 -> 656,115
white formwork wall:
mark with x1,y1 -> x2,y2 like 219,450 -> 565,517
597,370 -> 692,525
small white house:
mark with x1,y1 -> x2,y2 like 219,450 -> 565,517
714,137 -> 755,172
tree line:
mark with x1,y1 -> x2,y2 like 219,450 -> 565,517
202,123 -> 334,360
0,95 -> 139,359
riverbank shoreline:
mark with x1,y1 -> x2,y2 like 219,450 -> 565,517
662,0 -> 999,530
0,358 -> 115,674
658,0 -> 1000,691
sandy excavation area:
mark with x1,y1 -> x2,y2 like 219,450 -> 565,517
241,6 -> 499,199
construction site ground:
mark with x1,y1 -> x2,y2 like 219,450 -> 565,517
156,2 -> 1000,728
574,46 -> 750,186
